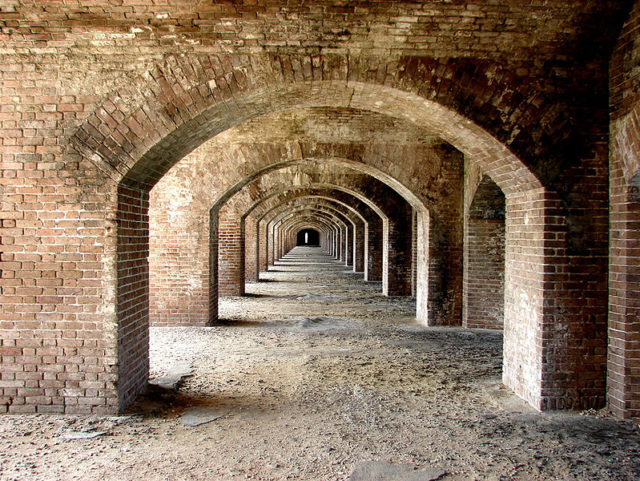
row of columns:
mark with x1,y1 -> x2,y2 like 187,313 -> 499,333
210,197 -> 416,321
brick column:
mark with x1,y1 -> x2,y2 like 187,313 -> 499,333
244,216 -> 259,282
117,186 -> 151,411
608,4 -> 640,420
217,205 -> 244,297
366,217 -> 383,282
345,224 -> 353,266
354,221 -> 365,273
609,104 -> 640,420
502,190 -> 547,411
609,166 -> 640,421
268,222 -> 276,267
208,210 -> 219,322
383,204 -> 413,296
501,190 -> 609,412
257,221 -> 267,276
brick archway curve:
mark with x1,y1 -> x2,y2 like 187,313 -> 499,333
77,67 -> 557,413
71,55 -> 541,195
247,194 -> 373,280
265,202 -> 358,264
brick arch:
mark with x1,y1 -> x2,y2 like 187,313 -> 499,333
254,195 -> 369,274
237,182 -> 425,313
275,208 -> 348,260
288,220 -> 335,251
250,186 -> 387,276
215,182 -> 392,305
247,192 -> 377,280
293,225 -> 326,248
215,158 -> 407,214
611,102 -> 640,185
262,199 -> 360,268
279,211 -> 349,259
264,198 -> 361,230
249,194 -> 367,226
283,218 -> 337,255
274,207 -> 349,234
207,158 -> 438,325
93,55 -> 587,415
70,53 -> 541,195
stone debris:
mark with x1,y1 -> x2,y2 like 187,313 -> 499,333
348,461 -> 446,481
295,294 -> 341,302
149,361 -> 193,390
60,431 -> 106,441
180,406 -> 226,427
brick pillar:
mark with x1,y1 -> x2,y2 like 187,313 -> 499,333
608,3 -> 640,418
117,186 -> 150,411
502,190 -> 608,412
411,210 -> 418,297
208,210 -> 219,322
415,210 -> 429,323
609,167 -> 640,421
218,206 -> 244,297
274,225 -> 281,262
268,223 -> 276,266
345,224 -> 353,266
244,216 -> 258,282
354,221 -> 365,273
609,112 -> 640,420
502,190 -> 547,411
366,217 -> 383,282
258,221 -> 268,275
383,204 -> 413,296
329,227 -> 336,258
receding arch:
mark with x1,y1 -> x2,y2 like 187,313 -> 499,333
257,195 -> 370,272
74,71 -> 541,196
273,206 -> 353,258
248,194 -> 369,279
80,70 -> 553,413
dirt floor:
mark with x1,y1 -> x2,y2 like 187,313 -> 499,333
1,246 -> 639,481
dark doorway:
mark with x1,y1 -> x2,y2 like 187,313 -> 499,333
297,229 -> 320,246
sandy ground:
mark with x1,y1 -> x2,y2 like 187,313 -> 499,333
1,246 -> 639,481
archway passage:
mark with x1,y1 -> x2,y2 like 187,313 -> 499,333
1,0 -> 635,427
296,229 -> 320,247
77,76 -> 604,415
